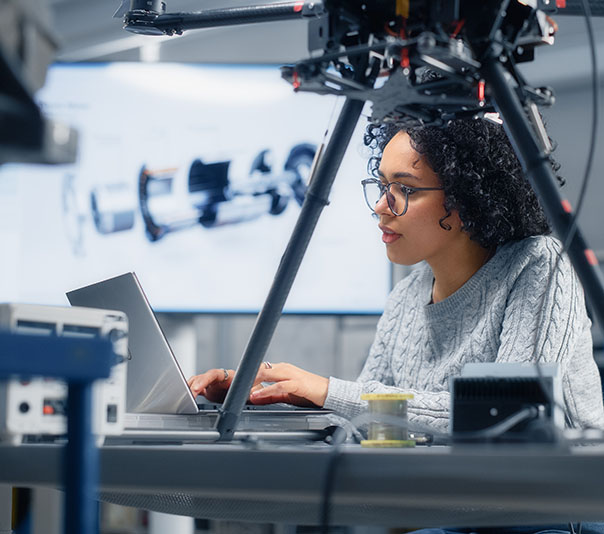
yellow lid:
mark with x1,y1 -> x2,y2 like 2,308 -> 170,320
361,439 -> 415,448
361,393 -> 414,401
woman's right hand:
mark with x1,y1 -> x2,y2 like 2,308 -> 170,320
187,368 -> 236,403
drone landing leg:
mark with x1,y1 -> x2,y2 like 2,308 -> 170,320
216,98 -> 366,440
482,57 -> 604,326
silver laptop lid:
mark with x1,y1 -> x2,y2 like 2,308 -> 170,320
67,272 -> 199,415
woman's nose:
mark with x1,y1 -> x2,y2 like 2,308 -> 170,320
373,191 -> 391,216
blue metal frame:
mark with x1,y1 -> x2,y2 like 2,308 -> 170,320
0,332 -> 116,534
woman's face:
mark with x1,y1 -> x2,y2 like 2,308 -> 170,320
375,131 -> 465,266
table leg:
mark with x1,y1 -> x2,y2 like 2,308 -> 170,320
0,484 -> 12,534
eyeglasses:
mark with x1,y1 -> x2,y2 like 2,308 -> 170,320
361,178 -> 444,216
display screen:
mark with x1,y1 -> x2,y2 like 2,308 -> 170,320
0,63 -> 390,313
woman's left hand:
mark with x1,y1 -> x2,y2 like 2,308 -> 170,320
249,363 -> 329,408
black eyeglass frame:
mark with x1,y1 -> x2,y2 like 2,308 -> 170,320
361,178 -> 444,216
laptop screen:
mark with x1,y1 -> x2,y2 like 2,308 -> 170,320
67,272 -> 199,415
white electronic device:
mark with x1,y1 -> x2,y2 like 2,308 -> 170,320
0,303 -> 128,445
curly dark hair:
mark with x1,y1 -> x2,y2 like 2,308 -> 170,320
363,119 -> 559,249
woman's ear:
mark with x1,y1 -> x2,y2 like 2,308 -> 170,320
439,208 -> 464,233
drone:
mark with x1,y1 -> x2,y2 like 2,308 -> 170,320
115,0 -> 604,438
117,1 -> 562,126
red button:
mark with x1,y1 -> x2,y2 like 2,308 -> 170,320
43,405 -> 54,415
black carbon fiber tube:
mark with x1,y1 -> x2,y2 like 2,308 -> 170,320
216,97 -> 365,441
481,57 -> 604,328
126,2 -> 318,35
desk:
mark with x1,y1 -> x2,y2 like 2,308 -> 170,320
2,442 -> 604,527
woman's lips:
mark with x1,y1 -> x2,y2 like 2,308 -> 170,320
380,225 -> 401,244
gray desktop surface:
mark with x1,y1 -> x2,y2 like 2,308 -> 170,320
3,442 -> 604,527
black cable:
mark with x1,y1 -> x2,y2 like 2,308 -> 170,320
537,0 -> 599,292
451,406 -> 541,441
526,0 -> 599,437
320,426 -> 347,534
532,358 -> 570,433
561,0 -> 599,253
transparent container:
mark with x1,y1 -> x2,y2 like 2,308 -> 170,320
360,393 -> 415,448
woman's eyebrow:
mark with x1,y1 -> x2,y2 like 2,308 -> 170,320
377,170 -> 422,182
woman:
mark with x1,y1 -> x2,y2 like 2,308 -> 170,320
188,118 -> 604,433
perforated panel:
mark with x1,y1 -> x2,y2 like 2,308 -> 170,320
100,491 -> 527,527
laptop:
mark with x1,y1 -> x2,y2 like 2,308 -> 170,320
66,272 -> 332,441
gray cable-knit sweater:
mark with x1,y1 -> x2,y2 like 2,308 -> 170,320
324,235 -> 604,433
